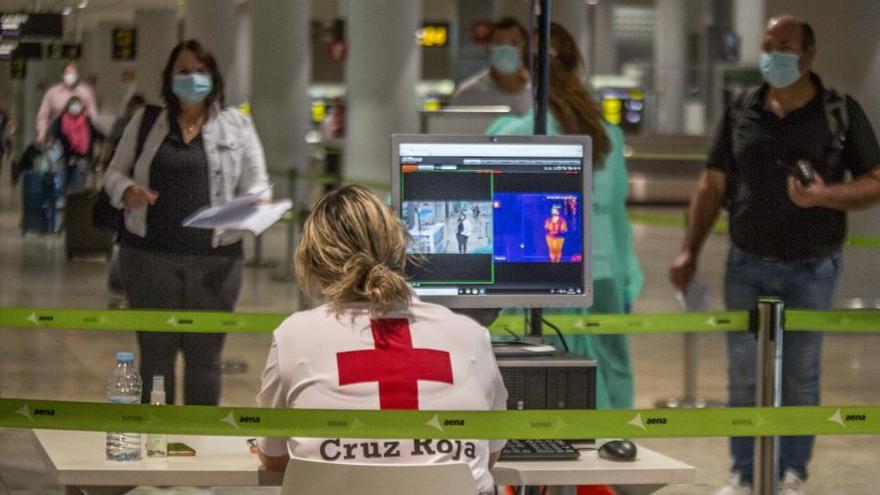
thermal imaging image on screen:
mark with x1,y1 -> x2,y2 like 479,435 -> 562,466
493,193 -> 583,263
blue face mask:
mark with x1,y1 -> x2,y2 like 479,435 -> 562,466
172,73 -> 213,103
760,52 -> 802,88
490,45 -> 521,75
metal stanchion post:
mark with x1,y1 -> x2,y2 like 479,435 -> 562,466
272,169 -> 299,283
655,332 -> 723,408
753,297 -> 784,495
246,233 -> 276,269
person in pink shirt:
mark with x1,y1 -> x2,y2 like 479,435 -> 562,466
35,61 -> 98,143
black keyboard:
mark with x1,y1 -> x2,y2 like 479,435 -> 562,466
500,439 -> 581,461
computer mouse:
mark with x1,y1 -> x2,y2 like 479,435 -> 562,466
598,440 -> 637,462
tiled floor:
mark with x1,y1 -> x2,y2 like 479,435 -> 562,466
0,177 -> 878,494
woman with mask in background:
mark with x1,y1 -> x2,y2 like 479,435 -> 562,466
104,39 -> 270,406
49,96 -> 103,193
488,23 -> 643,412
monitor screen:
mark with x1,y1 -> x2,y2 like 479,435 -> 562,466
391,134 -> 592,309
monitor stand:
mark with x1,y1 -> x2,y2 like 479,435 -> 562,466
491,308 -> 559,357
526,307 -> 545,344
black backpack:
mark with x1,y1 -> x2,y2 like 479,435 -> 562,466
93,105 -> 162,233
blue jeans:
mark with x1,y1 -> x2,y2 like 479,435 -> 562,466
724,244 -> 841,483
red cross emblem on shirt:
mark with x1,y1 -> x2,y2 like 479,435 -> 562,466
337,319 -> 454,410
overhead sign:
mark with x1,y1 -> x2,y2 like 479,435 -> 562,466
417,23 -> 449,48
46,42 -> 81,60
112,28 -> 136,61
5,41 -> 43,60
0,13 -> 63,38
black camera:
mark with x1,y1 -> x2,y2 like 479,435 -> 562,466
793,159 -> 815,186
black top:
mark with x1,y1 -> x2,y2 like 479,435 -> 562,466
121,119 -> 242,257
707,73 -> 880,260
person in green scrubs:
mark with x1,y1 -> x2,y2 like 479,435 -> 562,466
487,23 -> 643,410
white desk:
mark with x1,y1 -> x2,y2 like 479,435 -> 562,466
33,430 -> 695,495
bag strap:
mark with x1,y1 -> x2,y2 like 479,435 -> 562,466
723,87 -> 762,207
822,88 -> 849,158
135,105 -> 162,161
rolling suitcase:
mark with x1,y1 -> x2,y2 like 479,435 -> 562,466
21,169 -> 62,234
64,189 -> 115,259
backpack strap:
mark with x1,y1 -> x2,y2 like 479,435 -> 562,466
723,87 -> 762,208
135,104 -> 162,161
822,88 -> 849,166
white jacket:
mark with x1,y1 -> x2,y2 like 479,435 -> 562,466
104,105 -> 271,248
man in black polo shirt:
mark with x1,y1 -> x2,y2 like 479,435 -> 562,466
670,15 -> 880,495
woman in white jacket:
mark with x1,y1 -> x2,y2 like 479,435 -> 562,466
104,39 -> 270,405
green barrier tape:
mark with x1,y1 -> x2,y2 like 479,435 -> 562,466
488,311 -> 748,335
626,211 -> 729,235
627,152 -> 707,162
786,310 -> 880,333
626,211 -> 880,247
5,308 -> 880,335
845,235 -> 880,249
0,308 -> 283,334
268,170 -> 390,191
0,308 -> 751,335
4,308 -> 880,335
1,399 -> 877,439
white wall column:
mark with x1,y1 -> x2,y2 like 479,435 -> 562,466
251,0 -> 311,178
185,0 -> 249,105
589,0 -> 617,75
552,0 -> 589,74
654,0 -> 688,134
344,0 -> 421,184
232,2 -> 252,104
135,9 -> 178,105
734,0 -> 766,65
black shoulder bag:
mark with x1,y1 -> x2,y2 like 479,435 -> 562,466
93,105 -> 162,233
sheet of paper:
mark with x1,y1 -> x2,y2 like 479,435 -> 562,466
183,192 -> 291,235
675,276 -> 711,312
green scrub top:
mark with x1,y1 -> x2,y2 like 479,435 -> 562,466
486,110 -> 644,409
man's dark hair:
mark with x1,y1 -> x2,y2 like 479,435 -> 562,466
489,17 -> 527,43
801,22 -> 815,50
160,39 -> 225,115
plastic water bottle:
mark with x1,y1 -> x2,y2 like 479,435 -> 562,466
105,352 -> 142,461
145,375 -> 167,458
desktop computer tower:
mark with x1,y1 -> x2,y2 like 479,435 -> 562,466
496,352 -> 597,411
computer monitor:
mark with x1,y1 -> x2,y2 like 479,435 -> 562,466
391,134 -> 592,309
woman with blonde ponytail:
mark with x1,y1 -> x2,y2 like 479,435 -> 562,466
255,185 -> 507,494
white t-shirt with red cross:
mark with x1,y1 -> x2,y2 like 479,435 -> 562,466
256,296 -> 508,493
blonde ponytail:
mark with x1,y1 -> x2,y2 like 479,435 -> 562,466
295,186 -> 411,317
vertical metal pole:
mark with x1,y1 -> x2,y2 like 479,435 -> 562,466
754,297 -> 784,494
528,0 -> 551,341
272,169 -> 299,283
253,234 -> 264,266
533,0 -> 551,136
683,332 -> 699,403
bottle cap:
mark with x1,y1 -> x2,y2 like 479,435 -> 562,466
116,352 -> 135,362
